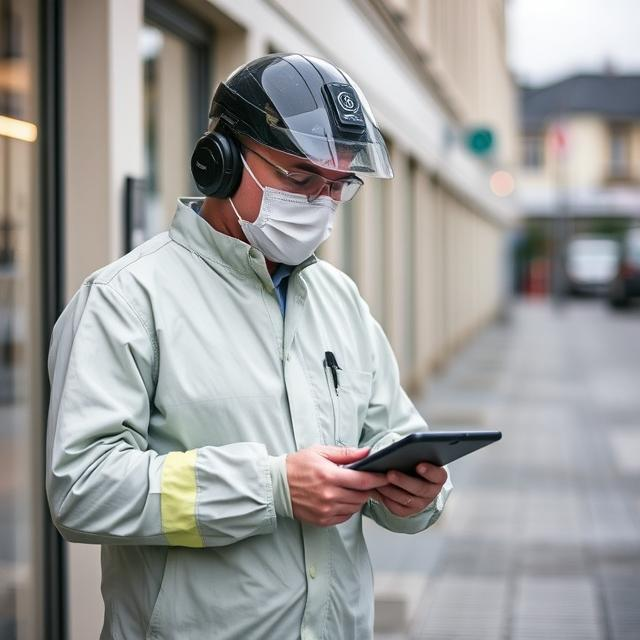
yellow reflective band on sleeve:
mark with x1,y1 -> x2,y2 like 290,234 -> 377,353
161,450 -> 204,547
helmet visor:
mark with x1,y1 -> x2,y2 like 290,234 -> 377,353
233,116 -> 393,179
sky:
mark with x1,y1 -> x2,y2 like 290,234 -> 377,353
506,0 -> 640,87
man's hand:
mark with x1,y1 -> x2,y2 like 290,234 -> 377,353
286,446 -> 388,527
375,463 -> 448,518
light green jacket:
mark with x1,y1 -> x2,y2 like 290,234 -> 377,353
46,198 -> 452,640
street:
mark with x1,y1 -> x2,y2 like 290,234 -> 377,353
366,297 -> 640,640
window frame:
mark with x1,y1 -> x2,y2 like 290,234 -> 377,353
40,1 -> 67,639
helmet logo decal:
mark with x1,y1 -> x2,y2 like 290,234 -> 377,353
323,82 -> 366,131
337,91 -> 358,112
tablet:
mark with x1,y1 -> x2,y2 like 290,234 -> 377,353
346,430 -> 502,475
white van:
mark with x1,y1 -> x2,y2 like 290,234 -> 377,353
565,235 -> 620,295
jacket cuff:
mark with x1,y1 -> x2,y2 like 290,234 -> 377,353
269,454 -> 293,519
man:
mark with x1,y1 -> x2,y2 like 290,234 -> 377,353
47,53 -> 452,639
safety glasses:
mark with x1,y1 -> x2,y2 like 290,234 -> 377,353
243,145 -> 363,203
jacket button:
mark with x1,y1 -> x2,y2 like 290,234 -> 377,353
308,565 -> 317,579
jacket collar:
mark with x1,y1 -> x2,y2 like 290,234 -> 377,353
168,198 -> 316,287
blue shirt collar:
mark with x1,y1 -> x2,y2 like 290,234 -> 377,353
271,262 -> 294,287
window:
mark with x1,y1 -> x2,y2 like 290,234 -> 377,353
522,134 -> 543,168
609,124 -> 630,179
0,0 -> 49,638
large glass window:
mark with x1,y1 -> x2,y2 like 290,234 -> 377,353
0,0 -> 43,638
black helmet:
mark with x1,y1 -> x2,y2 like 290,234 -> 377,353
209,53 -> 393,178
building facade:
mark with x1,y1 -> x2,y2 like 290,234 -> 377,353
516,73 -> 640,295
0,1 -> 518,637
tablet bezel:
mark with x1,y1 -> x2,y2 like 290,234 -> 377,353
346,430 -> 502,475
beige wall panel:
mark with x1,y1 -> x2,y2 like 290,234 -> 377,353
64,0 -> 111,299
407,0 -> 432,56
566,117 -> 608,187
456,203 -> 466,339
385,146 -> 408,374
432,182 -> 446,367
353,182 -> 375,310
365,179 -> 386,324
451,199 -> 462,348
459,205 -> 470,337
350,185 -> 367,295
317,209 -> 343,267
158,33 -> 192,228
471,213 -> 481,328
413,168 -> 433,379
426,175 -> 441,371
442,191 -> 453,353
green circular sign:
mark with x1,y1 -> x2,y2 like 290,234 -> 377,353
466,128 -> 494,155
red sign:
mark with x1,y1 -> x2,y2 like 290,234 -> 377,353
548,122 -> 568,158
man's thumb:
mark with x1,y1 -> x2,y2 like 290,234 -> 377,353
319,446 -> 370,464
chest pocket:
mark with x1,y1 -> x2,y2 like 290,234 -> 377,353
323,361 -> 372,447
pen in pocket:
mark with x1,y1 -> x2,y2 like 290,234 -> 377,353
324,351 -> 341,396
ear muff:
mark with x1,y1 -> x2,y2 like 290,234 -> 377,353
190,131 -> 242,198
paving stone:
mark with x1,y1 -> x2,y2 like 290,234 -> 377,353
608,431 -> 640,474
410,577 -> 509,640
598,561 -> 640,640
511,577 -> 604,640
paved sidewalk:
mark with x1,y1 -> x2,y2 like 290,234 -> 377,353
365,298 -> 640,640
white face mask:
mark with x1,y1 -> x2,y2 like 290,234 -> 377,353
228,154 -> 338,265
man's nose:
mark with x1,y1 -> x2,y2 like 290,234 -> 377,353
306,181 -> 332,202
318,182 -> 333,198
